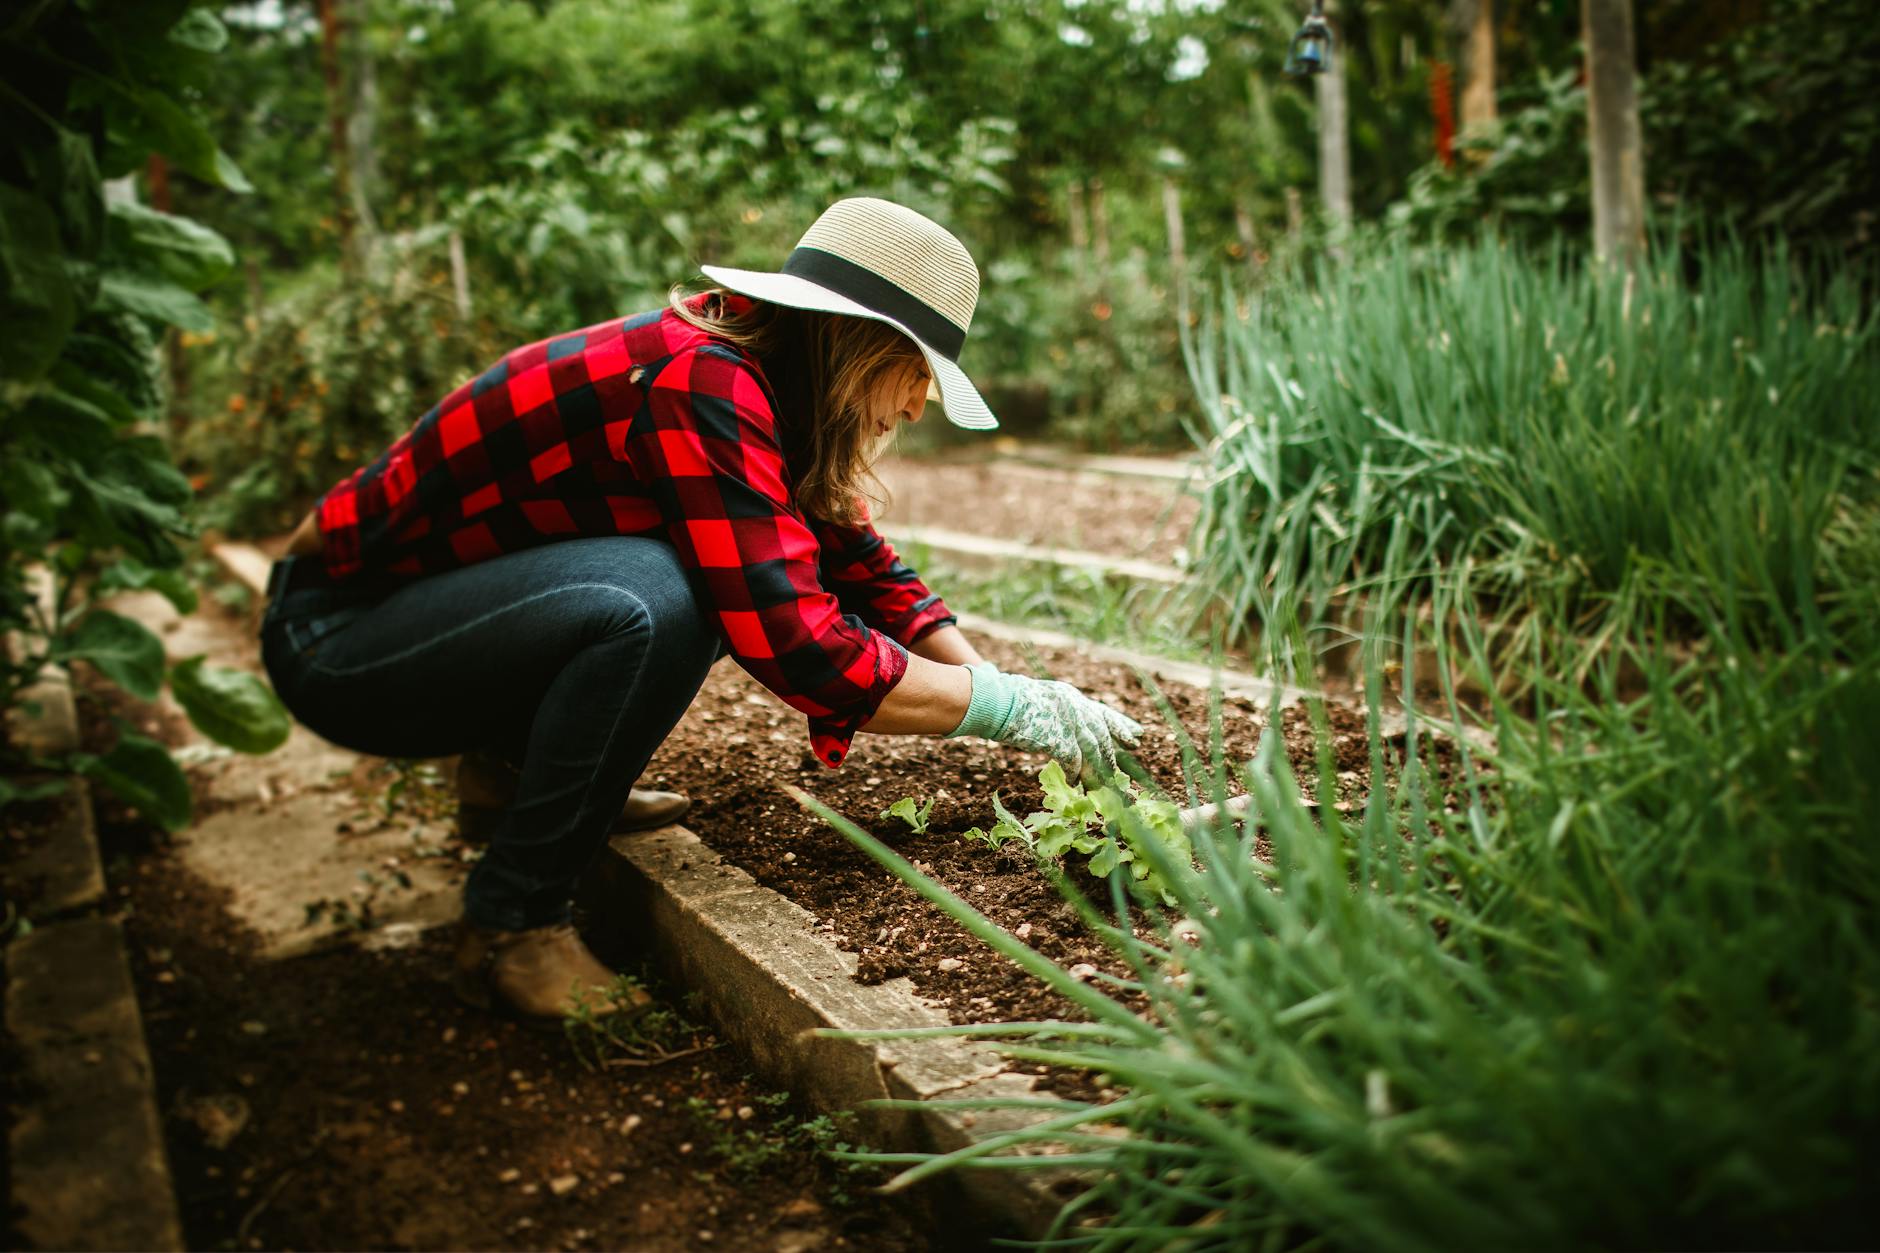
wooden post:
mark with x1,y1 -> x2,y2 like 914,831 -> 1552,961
448,229 -> 471,321
1068,179 -> 1089,285
1314,0 -> 1352,231
1235,199 -> 1262,284
1089,178 -> 1111,273
1584,0 -> 1646,267
1162,175 -> 1189,324
1285,186 -> 1305,240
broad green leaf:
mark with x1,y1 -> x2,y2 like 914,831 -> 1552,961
20,383 -> 119,460
99,558 -> 198,615
56,608 -> 166,700
75,731 -> 192,831
167,8 -> 227,52
19,128 -> 105,258
1087,838 -> 1121,878
169,656 -> 290,754
0,185 -> 76,380
96,268 -> 214,331
1039,759 -> 1097,825
105,201 -> 234,290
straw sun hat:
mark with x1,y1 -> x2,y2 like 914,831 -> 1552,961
700,197 -> 999,430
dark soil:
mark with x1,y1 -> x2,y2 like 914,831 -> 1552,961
644,637 -> 1482,1064
64,666 -> 935,1253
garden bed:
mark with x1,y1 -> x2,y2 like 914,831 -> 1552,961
640,635 -> 1477,1056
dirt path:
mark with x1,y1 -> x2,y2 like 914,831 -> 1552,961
871,452 -> 1199,564
78,592 -> 932,1252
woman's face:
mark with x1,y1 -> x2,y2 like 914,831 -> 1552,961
867,361 -> 931,442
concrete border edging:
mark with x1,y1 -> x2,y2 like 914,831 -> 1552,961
584,827 -> 1073,1240
5,571 -> 184,1252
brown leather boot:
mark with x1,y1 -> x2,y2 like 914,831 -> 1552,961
451,921 -> 652,1022
454,750 -> 691,844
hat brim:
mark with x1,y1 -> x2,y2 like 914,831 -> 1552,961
700,264 -> 998,431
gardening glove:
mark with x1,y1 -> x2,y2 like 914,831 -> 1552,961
946,661 -> 1143,784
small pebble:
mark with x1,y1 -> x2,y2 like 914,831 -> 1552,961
1015,923 -> 1033,940
1068,963 -> 1099,982
782,851 -> 796,863
618,1114 -> 642,1136
498,1168 -> 521,1183
736,1105 -> 755,1121
937,958 -> 963,972
549,1174 -> 579,1196
679,1142 -> 694,1154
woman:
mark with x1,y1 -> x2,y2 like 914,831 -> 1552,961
260,198 -> 1142,1022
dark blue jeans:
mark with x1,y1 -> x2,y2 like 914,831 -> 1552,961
260,537 -> 723,930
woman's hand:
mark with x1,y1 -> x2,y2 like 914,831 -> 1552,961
949,662 -> 1143,783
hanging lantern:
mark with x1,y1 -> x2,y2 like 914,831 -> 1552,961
1284,1 -> 1334,77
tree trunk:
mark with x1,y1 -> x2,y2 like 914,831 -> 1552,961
346,0 -> 380,262
1451,0 -> 1497,136
1314,2 -> 1352,231
1584,0 -> 1646,267
316,0 -> 356,280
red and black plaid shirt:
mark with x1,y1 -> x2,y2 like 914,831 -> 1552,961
313,296 -> 953,767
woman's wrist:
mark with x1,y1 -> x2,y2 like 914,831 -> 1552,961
947,662 -> 1016,740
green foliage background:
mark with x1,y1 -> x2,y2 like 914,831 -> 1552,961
1,0 -> 290,828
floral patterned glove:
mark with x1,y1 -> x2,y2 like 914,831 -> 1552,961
946,661 -> 1144,782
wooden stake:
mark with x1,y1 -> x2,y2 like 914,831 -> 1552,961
1068,179 -> 1089,285
1285,186 -> 1305,240
1235,199 -> 1262,283
1162,175 -> 1189,324
448,230 -> 471,321
1090,177 -> 1112,275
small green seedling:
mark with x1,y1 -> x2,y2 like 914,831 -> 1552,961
962,791 -> 1034,850
881,795 -> 936,835
965,761 -> 1191,904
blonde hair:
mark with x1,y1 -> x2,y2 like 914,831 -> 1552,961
668,287 -> 926,527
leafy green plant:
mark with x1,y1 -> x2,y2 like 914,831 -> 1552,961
1,1 -> 289,828
961,762 -> 1191,905
1183,233 -> 1880,679
880,795 -> 936,835
785,582 -> 1880,1248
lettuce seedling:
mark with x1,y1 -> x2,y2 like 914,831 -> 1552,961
964,761 -> 1191,904
881,795 -> 937,835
